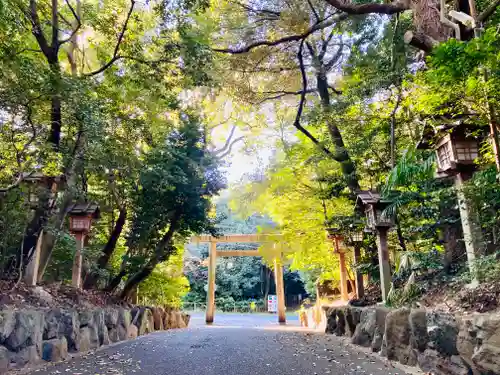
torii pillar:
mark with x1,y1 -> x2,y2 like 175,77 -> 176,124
206,241 -> 217,324
274,258 -> 286,324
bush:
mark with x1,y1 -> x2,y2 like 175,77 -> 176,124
463,252 -> 500,283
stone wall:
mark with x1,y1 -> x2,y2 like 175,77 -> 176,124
0,307 -> 190,374
320,305 -> 500,375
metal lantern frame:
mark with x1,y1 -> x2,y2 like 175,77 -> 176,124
417,121 -> 481,178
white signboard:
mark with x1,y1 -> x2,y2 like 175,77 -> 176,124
267,295 -> 277,313
204,284 -> 217,292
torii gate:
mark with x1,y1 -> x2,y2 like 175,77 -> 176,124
190,234 -> 286,324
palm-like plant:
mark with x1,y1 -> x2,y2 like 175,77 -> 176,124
382,147 -> 436,218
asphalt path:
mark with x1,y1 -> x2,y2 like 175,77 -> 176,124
29,313 -> 414,375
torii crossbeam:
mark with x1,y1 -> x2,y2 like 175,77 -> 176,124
190,234 -> 286,324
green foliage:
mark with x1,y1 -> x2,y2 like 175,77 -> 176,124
0,191 -> 31,277
0,0 -> 499,311
461,167 -> 500,251
397,250 -> 443,276
139,251 -> 190,307
42,233 -> 77,282
463,252 -> 500,283
386,272 -> 421,308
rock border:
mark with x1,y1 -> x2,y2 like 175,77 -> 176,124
312,304 -> 500,375
0,307 -> 189,374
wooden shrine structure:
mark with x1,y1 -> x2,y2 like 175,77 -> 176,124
190,234 -> 286,324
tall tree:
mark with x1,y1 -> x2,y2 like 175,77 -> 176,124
117,115 -> 226,298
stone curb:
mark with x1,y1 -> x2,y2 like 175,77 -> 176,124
0,307 -> 190,374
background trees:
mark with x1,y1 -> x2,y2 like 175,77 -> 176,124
0,0 -> 499,310
0,0 -> 224,306
200,0 -> 500,306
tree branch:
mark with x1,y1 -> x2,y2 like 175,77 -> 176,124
85,54 -> 172,77
51,0 -> 59,49
85,0 -> 136,76
323,0 -> 410,14
213,13 -> 348,54
319,29 -> 337,60
216,136 -> 245,159
257,89 -> 317,103
232,0 -> 281,17
477,0 -> 500,22
214,125 -> 237,154
307,0 -> 321,22
29,0 -> 51,57
58,0 -> 81,45
294,41 -> 339,160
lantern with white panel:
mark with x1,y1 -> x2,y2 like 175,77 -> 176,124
351,231 -> 363,243
68,202 -> 100,289
417,121 -> 483,281
434,131 -> 479,177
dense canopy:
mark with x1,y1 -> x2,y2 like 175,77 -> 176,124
0,0 -> 499,308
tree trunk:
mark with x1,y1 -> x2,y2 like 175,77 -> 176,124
441,223 -> 465,273
120,214 -> 180,299
83,207 -> 127,289
106,268 -> 127,292
120,259 -> 158,299
264,267 -> 272,302
36,131 -> 85,279
49,94 -> 62,148
316,74 -> 360,192
396,216 -> 407,252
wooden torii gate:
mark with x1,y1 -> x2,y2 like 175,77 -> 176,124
190,234 -> 286,324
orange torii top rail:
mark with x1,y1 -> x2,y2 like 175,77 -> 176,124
190,234 -> 280,243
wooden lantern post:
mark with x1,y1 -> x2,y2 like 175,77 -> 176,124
417,122 -> 482,280
351,231 -> 365,299
68,202 -> 100,289
356,191 -> 395,302
326,228 -> 349,302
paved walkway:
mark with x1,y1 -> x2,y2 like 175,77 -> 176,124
29,313 -> 413,375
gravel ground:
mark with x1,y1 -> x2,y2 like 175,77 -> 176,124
27,313 -> 418,375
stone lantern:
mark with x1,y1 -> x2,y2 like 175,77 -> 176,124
356,191 -> 394,301
68,202 -> 100,289
417,121 -> 482,279
326,227 -> 349,302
